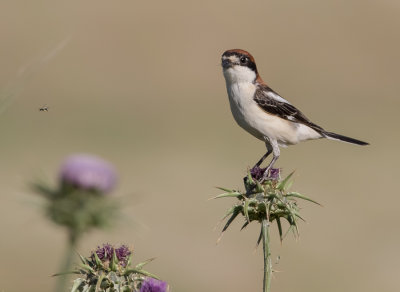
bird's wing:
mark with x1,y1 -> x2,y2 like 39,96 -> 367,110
254,85 -> 325,133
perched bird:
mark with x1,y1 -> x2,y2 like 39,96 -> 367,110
221,49 -> 368,179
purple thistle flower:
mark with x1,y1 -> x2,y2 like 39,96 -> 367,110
115,245 -> 131,266
269,168 -> 281,180
93,243 -> 114,262
250,166 -> 266,181
59,154 -> 117,194
140,278 -> 168,292
250,166 -> 281,181
92,244 -> 132,267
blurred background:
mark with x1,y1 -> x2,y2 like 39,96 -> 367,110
1,0 -> 399,291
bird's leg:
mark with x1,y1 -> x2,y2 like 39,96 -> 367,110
261,140 -> 280,181
261,156 -> 279,181
253,149 -> 272,169
245,144 -> 273,189
252,141 -> 273,170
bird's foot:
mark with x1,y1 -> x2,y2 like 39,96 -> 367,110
250,165 -> 267,181
247,166 -> 281,182
261,167 -> 280,182
244,166 -> 281,192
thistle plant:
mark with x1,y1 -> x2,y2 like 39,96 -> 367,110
32,154 -> 119,292
63,244 -> 168,292
213,167 -> 320,292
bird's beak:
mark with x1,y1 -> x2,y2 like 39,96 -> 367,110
222,58 -> 232,69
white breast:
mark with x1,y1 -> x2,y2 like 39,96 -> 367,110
227,82 -> 266,140
225,81 -> 321,146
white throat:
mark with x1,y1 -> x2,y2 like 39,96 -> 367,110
223,66 -> 257,85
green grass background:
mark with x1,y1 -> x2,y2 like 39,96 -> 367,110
0,1 -> 399,291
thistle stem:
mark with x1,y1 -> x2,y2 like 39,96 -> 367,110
262,219 -> 272,292
54,231 -> 79,292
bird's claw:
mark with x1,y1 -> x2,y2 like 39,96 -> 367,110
260,167 -> 272,183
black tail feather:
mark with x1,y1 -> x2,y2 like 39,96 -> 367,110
324,131 -> 369,146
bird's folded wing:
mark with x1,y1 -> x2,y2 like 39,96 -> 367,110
254,85 -> 325,133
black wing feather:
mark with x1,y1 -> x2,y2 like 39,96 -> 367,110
254,85 -> 325,133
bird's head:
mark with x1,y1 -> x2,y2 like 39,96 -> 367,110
221,49 -> 259,84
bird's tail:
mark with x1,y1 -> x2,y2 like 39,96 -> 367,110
323,131 -> 369,146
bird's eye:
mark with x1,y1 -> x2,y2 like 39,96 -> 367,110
240,57 -> 247,64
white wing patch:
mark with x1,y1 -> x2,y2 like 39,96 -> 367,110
265,90 -> 291,104
287,116 -> 295,121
